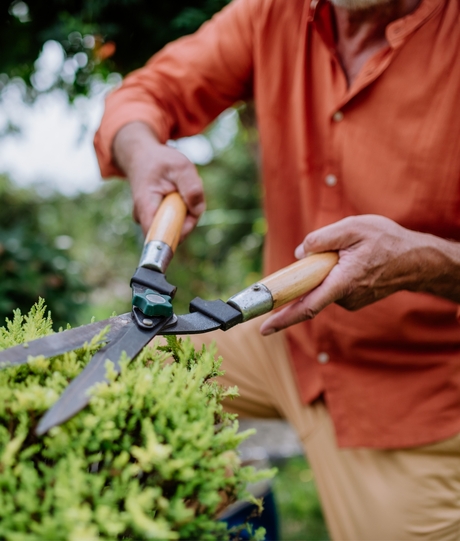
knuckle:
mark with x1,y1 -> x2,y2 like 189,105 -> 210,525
164,150 -> 188,173
298,302 -> 318,320
304,233 -> 317,248
175,152 -> 194,171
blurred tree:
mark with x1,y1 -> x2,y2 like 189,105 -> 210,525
0,175 -> 88,328
1,0 -> 230,99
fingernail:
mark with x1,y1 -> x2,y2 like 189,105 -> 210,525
261,328 -> 276,336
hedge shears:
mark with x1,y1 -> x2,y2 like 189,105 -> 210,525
0,193 -> 337,435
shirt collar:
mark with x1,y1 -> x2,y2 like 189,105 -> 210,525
308,0 -> 444,48
386,0 -> 444,47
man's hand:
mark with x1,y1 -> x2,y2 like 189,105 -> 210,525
112,122 -> 206,238
260,215 -> 460,335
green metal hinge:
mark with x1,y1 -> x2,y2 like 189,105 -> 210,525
132,289 -> 173,317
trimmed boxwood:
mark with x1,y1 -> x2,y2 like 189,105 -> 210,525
0,301 -> 273,540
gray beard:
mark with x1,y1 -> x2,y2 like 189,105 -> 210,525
329,0 -> 392,9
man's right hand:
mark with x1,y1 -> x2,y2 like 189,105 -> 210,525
112,121 -> 206,239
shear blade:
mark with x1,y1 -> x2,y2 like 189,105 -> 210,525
35,316 -> 171,435
0,314 -> 132,369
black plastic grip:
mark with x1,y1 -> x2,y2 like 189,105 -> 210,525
130,267 -> 177,298
189,297 -> 243,331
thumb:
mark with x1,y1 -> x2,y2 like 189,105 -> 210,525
295,218 -> 361,259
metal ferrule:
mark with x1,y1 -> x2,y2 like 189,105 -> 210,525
227,283 -> 273,322
139,240 -> 173,273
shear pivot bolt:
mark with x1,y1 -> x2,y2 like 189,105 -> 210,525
143,319 -> 154,326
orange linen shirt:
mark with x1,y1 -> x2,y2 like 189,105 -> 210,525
94,0 -> 460,448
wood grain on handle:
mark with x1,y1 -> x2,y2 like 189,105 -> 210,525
260,252 -> 338,308
145,192 -> 187,251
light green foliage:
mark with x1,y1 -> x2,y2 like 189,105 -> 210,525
0,302 -> 274,540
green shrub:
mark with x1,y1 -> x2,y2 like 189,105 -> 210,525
0,301 -> 273,540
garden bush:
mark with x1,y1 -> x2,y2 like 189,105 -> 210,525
0,301 -> 273,540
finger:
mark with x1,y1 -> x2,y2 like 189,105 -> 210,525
133,193 -> 162,234
260,269 -> 347,335
179,183 -> 206,219
260,302 -> 311,336
135,184 -> 203,241
168,158 -> 206,219
181,214 -> 201,241
297,217 -> 364,257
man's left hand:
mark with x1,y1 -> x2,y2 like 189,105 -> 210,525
260,214 -> 460,335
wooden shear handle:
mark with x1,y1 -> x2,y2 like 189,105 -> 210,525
228,252 -> 338,321
139,193 -> 187,273
260,252 -> 338,309
145,192 -> 187,251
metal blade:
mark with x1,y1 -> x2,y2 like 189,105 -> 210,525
36,316 -> 171,435
160,312 -> 222,335
0,313 -> 132,369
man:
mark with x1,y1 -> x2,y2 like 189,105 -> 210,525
94,0 -> 460,538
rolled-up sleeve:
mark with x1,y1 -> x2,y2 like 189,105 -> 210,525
94,0 -> 257,177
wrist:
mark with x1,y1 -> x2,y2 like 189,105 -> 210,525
408,232 -> 460,302
112,121 -> 162,176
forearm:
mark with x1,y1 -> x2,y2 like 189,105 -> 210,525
409,233 -> 460,303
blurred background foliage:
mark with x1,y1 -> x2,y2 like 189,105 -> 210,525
0,0 -> 260,327
274,456 -> 329,541
0,114 -> 263,327
1,0 -> 230,99
0,175 -> 87,329
0,0 -> 328,538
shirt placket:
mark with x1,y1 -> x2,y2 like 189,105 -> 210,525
309,4 -> 401,371
311,8 -> 348,230
311,2 -> 405,232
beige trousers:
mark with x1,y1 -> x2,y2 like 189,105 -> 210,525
184,316 -> 460,541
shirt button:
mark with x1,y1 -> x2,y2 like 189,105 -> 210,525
325,174 -> 337,187
332,111 -> 344,122
317,352 -> 330,364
